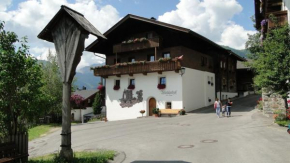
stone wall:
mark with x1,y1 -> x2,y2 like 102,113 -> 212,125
262,89 -> 286,117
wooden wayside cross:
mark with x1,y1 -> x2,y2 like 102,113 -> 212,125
38,5 -> 106,161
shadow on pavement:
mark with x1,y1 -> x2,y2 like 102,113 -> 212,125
132,161 -> 190,163
188,94 -> 261,114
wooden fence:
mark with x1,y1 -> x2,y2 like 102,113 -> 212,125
0,133 -> 29,162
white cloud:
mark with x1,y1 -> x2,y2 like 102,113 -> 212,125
218,24 -> 256,49
0,0 -> 12,12
1,0 -> 120,72
158,0 -> 255,49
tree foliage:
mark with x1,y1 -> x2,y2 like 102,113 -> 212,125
0,22 -> 43,136
246,24 -> 290,105
40,50 -> 63,119
92,93 -> 102,115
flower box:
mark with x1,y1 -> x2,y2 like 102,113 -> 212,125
157,84 -> 166,89
113,85 -> 120,90
127,85 -> 135,90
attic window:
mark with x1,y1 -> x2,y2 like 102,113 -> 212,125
146,33 -> 153,39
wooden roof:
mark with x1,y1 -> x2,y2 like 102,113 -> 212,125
86,14 -> 246,61
38,5 -> 106,42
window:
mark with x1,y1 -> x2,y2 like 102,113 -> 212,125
88,99 -> 91,103
128,57 -> 135,63
163,52 -> 170,58
115,80 -> 120,87
201,56 -> 207,67
114,58 -> 121,64
211,77 -> 213,83
166,102 -> 172,109
159,77 -> 166,85
220,61 -> 223,68
146,32 -> 153,39
147,55 -> 155,62
129,79 -> 135,85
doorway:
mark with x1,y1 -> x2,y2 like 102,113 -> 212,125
149,98 -> 156,116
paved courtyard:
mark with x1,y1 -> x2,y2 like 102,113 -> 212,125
29,95 -> 290,163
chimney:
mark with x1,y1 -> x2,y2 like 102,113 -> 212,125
150,17 -> 156,20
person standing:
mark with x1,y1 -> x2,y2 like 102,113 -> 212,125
226,98 -> 233,117
214,98 -> 222,118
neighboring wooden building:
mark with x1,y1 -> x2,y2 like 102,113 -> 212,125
71,89 -> 98,122
86,14 -> 246,121
255,0 -> 289,38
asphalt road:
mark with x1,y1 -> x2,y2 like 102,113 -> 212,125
29,95 -> 290,163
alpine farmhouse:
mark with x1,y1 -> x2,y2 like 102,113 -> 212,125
86,14 -> 246,121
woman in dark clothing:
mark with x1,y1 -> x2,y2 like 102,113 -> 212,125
226,98 -> 233,117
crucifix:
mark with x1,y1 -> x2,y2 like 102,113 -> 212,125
38,5 -> 106,160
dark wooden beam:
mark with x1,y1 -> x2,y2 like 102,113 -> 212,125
158,71 -> 162,74
102,76 -> 108,78
116,74 -> 121,77
129,73 -> 133,76
142,72 -> 147,75
175,70 -> 179,73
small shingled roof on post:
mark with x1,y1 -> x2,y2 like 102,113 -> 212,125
38,5 -> 106,161
38,5 -> 106,42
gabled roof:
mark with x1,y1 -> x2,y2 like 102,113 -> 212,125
38,5 -> 106,42
86,14 -> 246,61
72,89 -> 98,100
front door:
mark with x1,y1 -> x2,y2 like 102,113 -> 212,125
149,98 -> 156,116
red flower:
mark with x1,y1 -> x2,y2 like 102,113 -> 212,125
127,85 -> 135,90
157,84 -> 166,89
113,85 -> 120,90
97,85 -> 103,90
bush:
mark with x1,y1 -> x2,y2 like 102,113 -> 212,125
152,108 -> 159,114
256,101 -> 263,110
93,93 -> 102,115
179,109 -> 186,115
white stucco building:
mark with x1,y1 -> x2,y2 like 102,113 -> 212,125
87,14 -> 245,121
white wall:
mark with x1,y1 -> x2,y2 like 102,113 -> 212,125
71,107 -> 93,122
182,68 -> 215,112
106,71 -> 183,121
283,0 -> 290,23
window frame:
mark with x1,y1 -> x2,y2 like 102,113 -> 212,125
163,52 -> 170,59
159,77 -> 166,85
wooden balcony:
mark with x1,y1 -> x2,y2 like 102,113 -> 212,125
267,10 -> 288,29
113,37 -> 160,53
93,60 -> 181,77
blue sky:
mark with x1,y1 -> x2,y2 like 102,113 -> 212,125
9,0 -> 255,31
2,0 -> 256,71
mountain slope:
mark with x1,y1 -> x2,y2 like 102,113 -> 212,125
221,45 -> 249,58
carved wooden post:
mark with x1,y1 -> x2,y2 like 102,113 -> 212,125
38,5 -> 106,161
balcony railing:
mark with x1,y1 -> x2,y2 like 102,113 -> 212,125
267,10 -> 288,29
92,60 -> 181,77
113,37 -> 160,53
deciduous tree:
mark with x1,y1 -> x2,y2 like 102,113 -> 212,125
246,24 -> 290,108
0,22 -> 43,136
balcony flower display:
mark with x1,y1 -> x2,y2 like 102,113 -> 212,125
114,85 -> 120,90
157,84 -> 166,89
158,57 -> 172,62
93,65 -> 110,69
127,84 -> 135,90
121,37 -> 148,44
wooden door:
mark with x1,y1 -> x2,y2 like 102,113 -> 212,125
149,98 -> 156,116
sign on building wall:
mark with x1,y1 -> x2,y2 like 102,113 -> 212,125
119,90 -> 143,108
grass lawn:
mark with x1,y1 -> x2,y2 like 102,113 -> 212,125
275,120 -> 290,127
28,124 -> 60,141
28,151 -> 115,163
